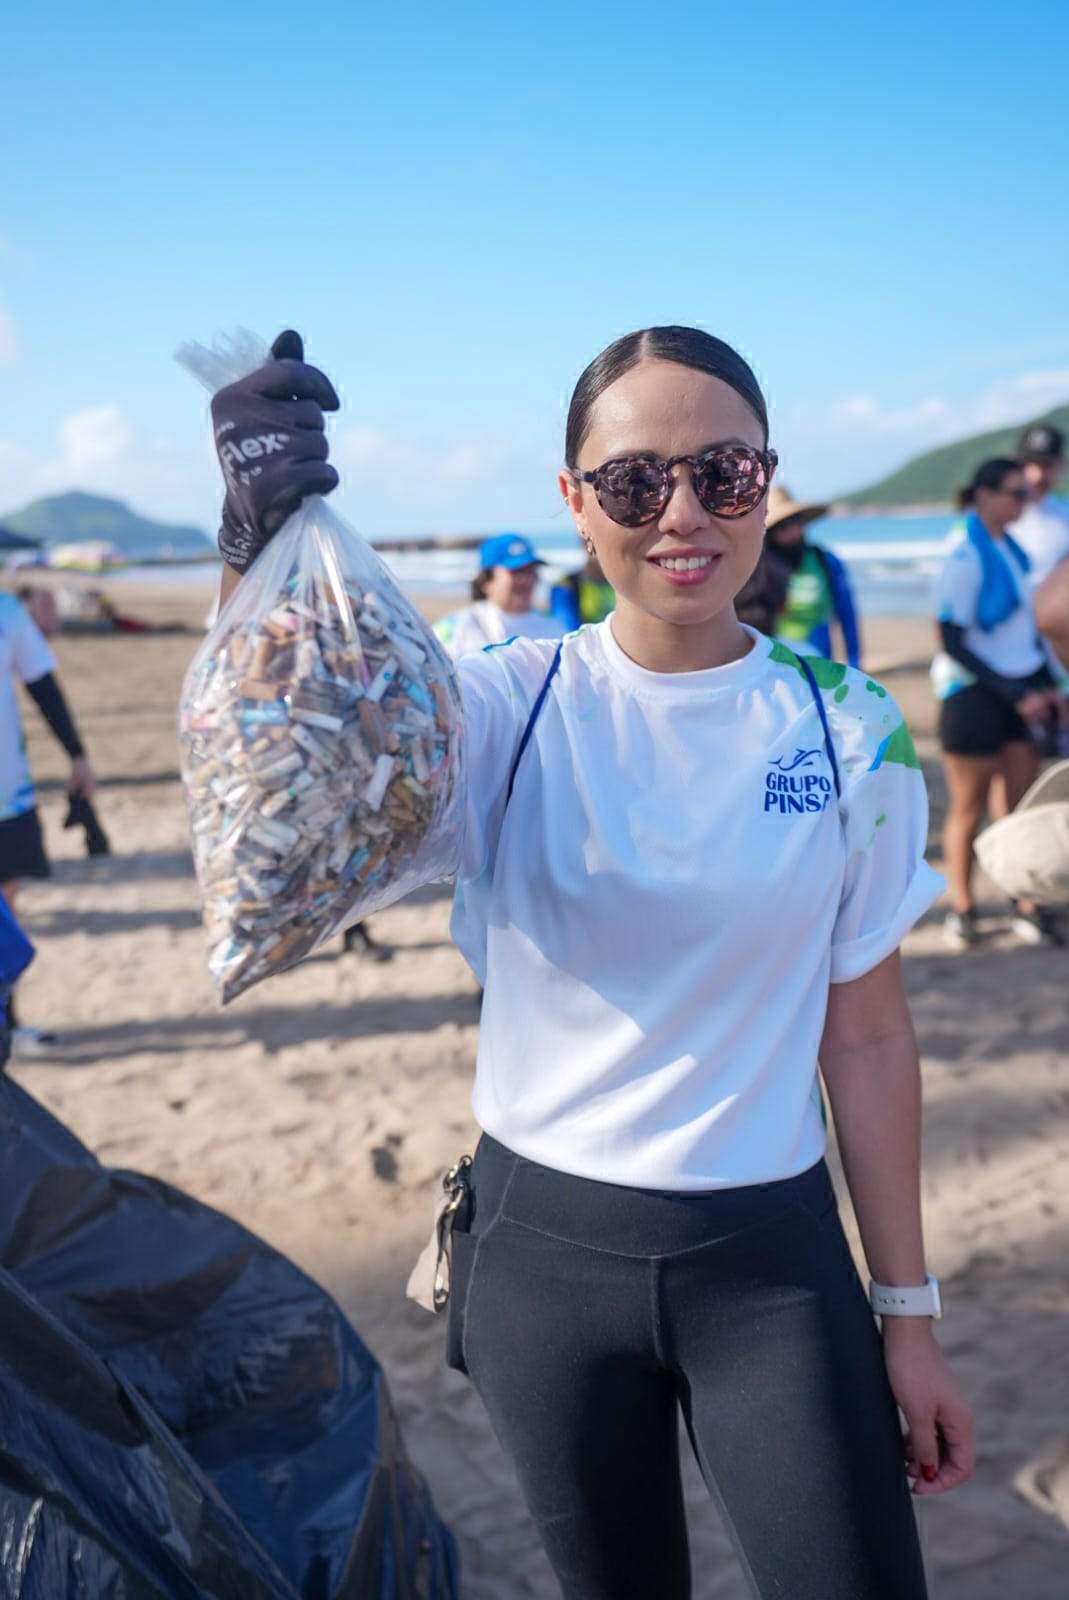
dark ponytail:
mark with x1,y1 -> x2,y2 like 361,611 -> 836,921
471,568 -> 492,601
957,456 -> 1020,511
564,326 -> 768,467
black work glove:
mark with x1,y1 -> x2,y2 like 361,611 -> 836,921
211,330 -> 340,574
64,793 -> 111,857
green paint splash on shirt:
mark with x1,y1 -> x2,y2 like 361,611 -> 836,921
870,721 -> 921,772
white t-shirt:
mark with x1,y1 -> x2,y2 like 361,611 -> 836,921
0,593 -> 56,821
931,530 -> 1046,699
1010,493 -> 1069,585
451,622 -> 941,1190
434,600 -> 566,660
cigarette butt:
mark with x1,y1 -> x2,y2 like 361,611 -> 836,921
364,754 -> 396,811
366,657 -> 399,703
291,707 -> 344,732
358,699 -> 386,753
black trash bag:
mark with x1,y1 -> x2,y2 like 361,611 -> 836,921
0,1078 -> 459,1600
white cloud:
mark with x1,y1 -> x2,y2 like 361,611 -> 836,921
334,421 -> 533,501
333,425 -> 406,472
0,305 -> 16,365
335,423 -> 523,486
782,366 -> 1069,501
830,394 -> 950,433
0,404 -> 217,530
54,404 -> 133,474
969,369 -> 1069,431
0,405 -> 552,539
829,367 -> 1069,446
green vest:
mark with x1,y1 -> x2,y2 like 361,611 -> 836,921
577,578 -> 614,624
776,547 -> 833,641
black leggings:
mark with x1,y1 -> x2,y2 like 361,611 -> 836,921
448,1135 -> 927,1600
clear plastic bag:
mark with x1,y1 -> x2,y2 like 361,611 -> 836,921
178,334 -> 464,1002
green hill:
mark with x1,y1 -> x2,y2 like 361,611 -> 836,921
840,403 -> 1069,509
2,491 -> 213,561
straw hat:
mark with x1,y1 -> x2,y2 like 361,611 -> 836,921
975,759 -> 1069,905
764,484 -> 828,534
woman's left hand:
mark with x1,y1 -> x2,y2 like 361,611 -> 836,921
882,1321 -> 975,1495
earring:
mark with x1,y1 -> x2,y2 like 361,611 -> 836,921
583,537 -> 595,555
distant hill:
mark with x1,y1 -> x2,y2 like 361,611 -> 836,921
2,491 -> 213,561
840,403 -> 1069,510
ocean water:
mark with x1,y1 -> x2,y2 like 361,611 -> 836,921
108,511 -> 956,618
374,511 -> 957,617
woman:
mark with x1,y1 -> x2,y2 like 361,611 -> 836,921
765,483 -> 862,666
933,457 -> 1068,949
434,532 -> 566,658
0,590 -> 96,1054
208,326 -> 973,1600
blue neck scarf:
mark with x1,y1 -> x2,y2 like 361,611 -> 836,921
966,511 -> 1031,631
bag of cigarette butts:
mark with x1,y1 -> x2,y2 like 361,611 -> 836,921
177,334 -> 464,1003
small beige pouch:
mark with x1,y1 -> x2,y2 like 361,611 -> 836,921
976,760 -> 1069,905
405,1155 -> 473,1314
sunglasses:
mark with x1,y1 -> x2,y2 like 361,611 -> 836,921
571,443 -> 777,528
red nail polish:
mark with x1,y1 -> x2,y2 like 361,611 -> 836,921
922,1464 -> 937,1483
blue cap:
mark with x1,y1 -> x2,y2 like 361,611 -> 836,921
479,533 -> 541,571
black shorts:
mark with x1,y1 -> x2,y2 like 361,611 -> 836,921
939,683 -> 1030,756
0,808 -> 51,885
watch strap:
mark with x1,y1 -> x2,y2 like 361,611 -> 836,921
868,1273 -> 942,1319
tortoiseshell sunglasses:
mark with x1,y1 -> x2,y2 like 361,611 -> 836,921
571,443 -> 778,528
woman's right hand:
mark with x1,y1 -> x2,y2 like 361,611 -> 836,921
211,330 -> 340,574
1016,689 -> 1053,722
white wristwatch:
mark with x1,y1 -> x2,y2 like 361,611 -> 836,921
868,1274 -> 942,1319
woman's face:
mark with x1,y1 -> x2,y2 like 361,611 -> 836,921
484,561 -> 539,612
559,359 -> 770,635
976,471 -> 1027,532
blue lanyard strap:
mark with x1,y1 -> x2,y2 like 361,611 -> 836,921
797,655 -> 842,799
505,641 -> 842,809
506,641 -> 564,805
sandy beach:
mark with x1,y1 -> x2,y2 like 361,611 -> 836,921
8,578 -> 1069,1597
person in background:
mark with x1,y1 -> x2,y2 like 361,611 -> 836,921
932,458 -> 1068,950
549,548 -> 615,630
434,533 -> 566,659
1010,424 -> 1069,585
765,484 -> 862,666
733,543 -> 791,636
0,591 -> 97,1052
1011,424 -> 1069,672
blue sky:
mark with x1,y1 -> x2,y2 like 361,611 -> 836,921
2,0 -> 1068,537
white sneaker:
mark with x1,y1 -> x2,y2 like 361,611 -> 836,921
1011,908 -> 1066,948
943,910 -> 979,950
11,1025 -> 60,1058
